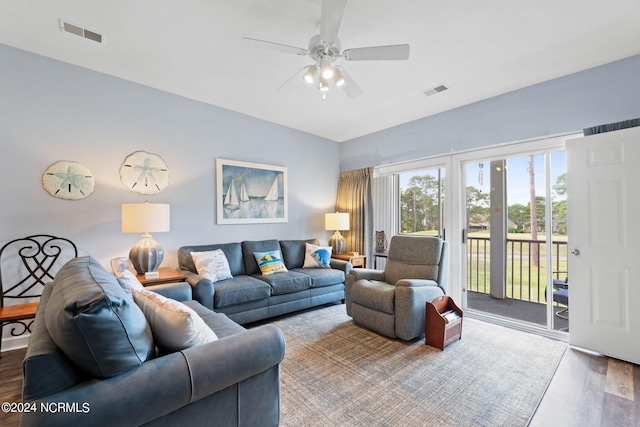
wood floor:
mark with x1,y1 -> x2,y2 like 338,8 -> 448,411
1,345 -> 638,426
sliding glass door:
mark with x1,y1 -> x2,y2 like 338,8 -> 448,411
463,150 -> 568,332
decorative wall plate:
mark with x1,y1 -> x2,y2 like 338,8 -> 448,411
42,160 -> 95,200
119,151 -> 170,194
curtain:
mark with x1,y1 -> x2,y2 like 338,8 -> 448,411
336,167 -> 373,266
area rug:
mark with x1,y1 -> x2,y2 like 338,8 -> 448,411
265,304 -> 567,427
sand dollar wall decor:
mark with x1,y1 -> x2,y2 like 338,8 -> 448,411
42,160 -> 95,200
119,151 -> 170,194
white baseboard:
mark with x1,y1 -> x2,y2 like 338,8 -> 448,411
1,335 -> 30,353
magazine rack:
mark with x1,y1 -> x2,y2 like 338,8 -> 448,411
425,295 -> 463,350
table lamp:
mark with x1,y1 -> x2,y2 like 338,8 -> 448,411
325,212 -> 349,255
121,202 -> 170,277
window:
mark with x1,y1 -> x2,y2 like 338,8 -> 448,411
398,168 -> 444,237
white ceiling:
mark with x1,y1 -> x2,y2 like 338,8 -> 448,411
2,0 -> 640,142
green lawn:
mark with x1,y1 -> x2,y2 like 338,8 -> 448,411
401,230 -> 568,303
467,231 -> 567,303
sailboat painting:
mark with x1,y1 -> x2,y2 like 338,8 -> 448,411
216,158 -> 288,224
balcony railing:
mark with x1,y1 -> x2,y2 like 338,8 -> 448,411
467,236 -> 568,303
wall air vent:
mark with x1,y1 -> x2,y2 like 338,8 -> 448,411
423,84 -> 449,97
59,19 -> 104,44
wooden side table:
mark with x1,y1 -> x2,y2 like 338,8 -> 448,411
331,253 -> 366,268
373,251 -> 388,269
136,267 -> 187,286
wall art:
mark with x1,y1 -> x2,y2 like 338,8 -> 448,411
120,151 -> 170,194
42,160 -> 95,200
216,158 -> 287,224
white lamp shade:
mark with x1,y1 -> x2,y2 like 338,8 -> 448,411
122,203 -> 170,233
325,212 -> 350,231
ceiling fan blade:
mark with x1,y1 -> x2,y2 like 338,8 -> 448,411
320,0 -> 347,45
339,68 -> 363,99
242,37 -> 308,56
276,67 -> 308,93
343,44 -> 410,61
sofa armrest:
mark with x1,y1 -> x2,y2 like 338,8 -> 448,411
178,268 -> 215,309
146,281 -> 193,302
20,326 -> 285,427
330,258 -> 352,274
344,268 -> 387,316
183,324 -> 286,402
347,268 -> 386,282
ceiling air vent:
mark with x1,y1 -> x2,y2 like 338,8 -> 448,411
59,19 -> 104,44
423,84 -> 448,97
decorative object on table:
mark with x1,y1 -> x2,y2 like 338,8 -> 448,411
119,151 -> 170,194
121,202 -> 170,276
42,160 -> 95,200
325,212 -> 349,255
216,158 -> 287,224
375,230 -> 388,253
110,257 -> 137,276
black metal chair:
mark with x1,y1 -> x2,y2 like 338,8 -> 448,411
0,235 -> 77,356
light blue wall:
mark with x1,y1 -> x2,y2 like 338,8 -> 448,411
0,44 -> 340,269
340,54 -> 640,171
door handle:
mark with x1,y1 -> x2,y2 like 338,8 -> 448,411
571,249 -> 580,256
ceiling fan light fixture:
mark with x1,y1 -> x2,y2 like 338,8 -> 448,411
303,65 -> 319,84
319,79 -> 329,92
320,61 -> 334,79
333,67 -> 345,87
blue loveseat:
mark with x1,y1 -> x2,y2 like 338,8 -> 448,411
21,256 -> 285,427
177,239 -> 350,324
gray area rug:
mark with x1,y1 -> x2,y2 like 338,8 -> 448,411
267,304 -> 567,427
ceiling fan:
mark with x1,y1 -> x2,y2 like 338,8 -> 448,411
242,0 -> 410,99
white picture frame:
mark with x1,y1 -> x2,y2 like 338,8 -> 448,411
216,158 -> 288,224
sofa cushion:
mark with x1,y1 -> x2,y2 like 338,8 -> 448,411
351,280 -> 396,315
279,239 -> 318,269
242,240 -> 280,275
45,256 -> 155,378
385,236 -> 442,286
179,242 -> 245,276
133,289 -> 218,352
22,283 -> 83,401
292,267 -> 345,287
303,243 -> 332,268
256,270 -> 312,295
213,275 -> 271,309
191,249 -> 233,283
183,300 -> 247,339
254,250 -> 288,275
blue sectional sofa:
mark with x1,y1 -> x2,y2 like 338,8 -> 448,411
177,239 -> 350,324
21,257 -> 285,427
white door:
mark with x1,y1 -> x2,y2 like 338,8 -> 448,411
567,126 -> 640,364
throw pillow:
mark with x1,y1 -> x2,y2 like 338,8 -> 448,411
45,256 -> 154,378
117,269 -> 145,296
253,250 -> 288,275
303,243 -> 333,268
133,289 -> 218,352
191,249 -> 233,283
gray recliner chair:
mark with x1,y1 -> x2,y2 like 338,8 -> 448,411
345,235 -> 449,341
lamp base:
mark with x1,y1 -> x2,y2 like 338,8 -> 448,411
129,233 -> 164,274
328,230 -> 346,255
